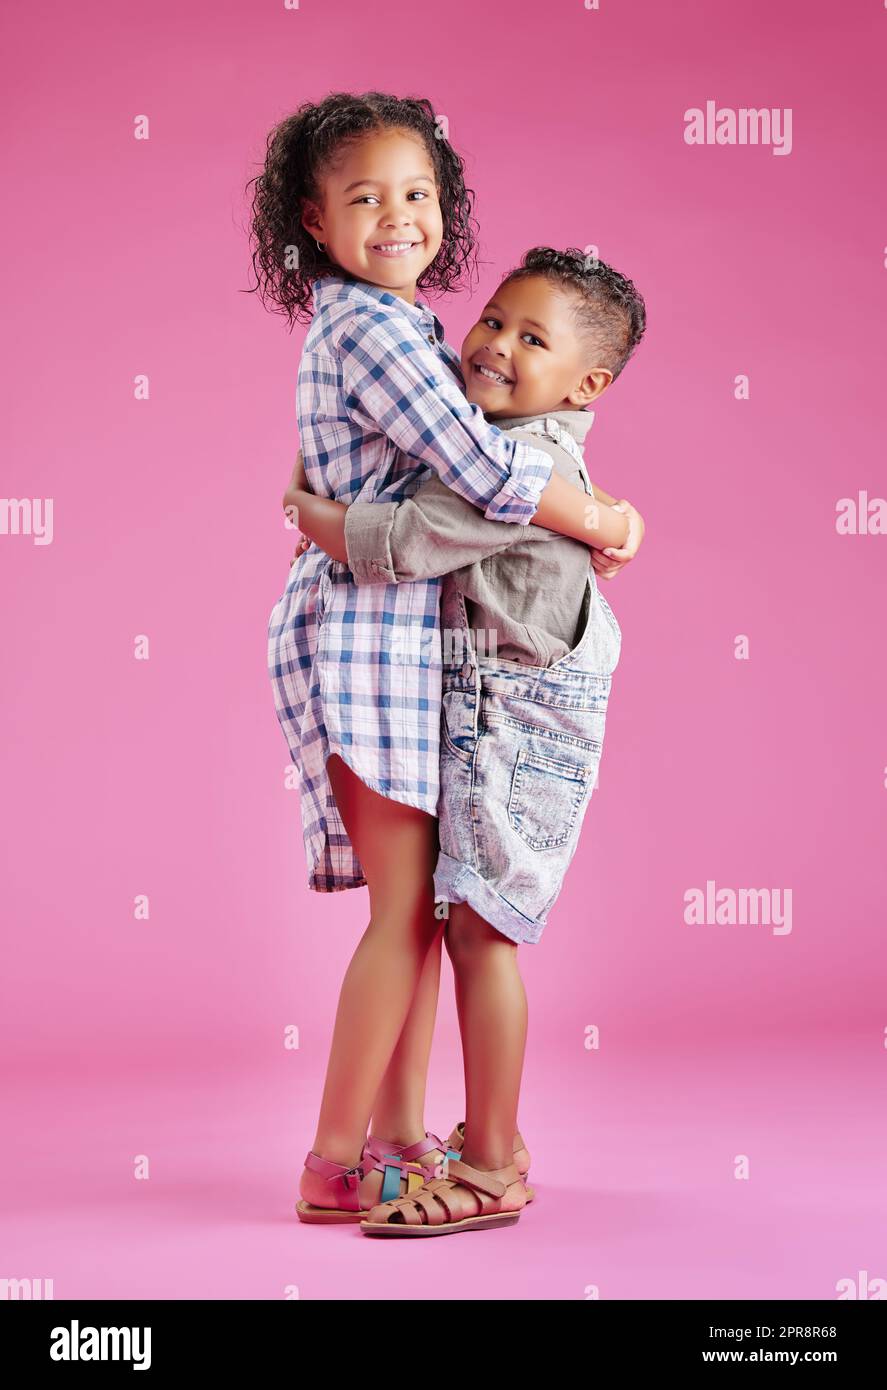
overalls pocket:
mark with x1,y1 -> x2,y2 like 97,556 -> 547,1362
441,688 -> 478,765
507,747 -> 595,850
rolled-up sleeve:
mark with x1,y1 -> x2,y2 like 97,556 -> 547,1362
343,499 -> 400,584
338,307 -> 553,525
345,475 -> 527,586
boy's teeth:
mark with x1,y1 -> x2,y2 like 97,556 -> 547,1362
477,364 -> 510,384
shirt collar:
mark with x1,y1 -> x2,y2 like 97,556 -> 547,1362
492,408 -> 595,443
311,274 -> 445,343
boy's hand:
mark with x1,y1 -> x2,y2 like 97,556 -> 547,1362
590,499 -> 644,580
289,534 -> 312,567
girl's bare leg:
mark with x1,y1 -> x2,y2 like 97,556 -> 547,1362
445,903 -> 528,1172
299,754 -> 444,1210
369,922 -> 445,1145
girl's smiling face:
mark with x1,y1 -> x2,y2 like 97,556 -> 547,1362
301,129 -> 443,303
461,275 -> 612,419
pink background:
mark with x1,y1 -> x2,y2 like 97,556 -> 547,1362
2,0 -> 886,1300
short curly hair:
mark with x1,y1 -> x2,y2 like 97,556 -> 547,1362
500,246 -> 647,381
245,91 -> 479,328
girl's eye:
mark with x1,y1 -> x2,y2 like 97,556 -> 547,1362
352,191 -> 430,205
522,333 -> 545,347
483,317 -> 501,329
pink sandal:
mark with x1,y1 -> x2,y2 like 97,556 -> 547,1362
295,1131 -> 447,1224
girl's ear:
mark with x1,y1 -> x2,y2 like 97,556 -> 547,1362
301,201 -> 325,241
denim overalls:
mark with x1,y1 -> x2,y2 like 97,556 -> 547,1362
432,435 -> 623,945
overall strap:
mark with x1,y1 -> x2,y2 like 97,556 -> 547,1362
518,416 -> 593,494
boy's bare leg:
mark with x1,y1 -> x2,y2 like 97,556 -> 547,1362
445,903 -> 528,1174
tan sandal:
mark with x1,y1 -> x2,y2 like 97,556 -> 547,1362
360,1157 -> 535,1236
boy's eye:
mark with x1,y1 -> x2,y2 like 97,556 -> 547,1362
522,333 -> 545,347
483,317 -> 501,329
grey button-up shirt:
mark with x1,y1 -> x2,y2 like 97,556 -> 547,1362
344,409 -> 599,667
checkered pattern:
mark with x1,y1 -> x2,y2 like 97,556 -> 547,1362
267,275 -> 554,892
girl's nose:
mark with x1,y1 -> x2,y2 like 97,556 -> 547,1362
379,202 -> 413,225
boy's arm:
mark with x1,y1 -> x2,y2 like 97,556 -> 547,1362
346,476 -> 528,584
289,477 -> 632,587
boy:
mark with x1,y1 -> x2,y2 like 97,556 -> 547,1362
286,247 -> 645,943
285,247 -> 647,1232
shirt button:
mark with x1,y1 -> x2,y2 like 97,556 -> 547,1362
461,661 -> 473,679
427,332 -> 435,344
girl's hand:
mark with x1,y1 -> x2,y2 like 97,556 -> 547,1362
282,449 -> 311,525
591,499 -> 644,579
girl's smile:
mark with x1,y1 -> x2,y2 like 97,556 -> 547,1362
367,237 -> 427,258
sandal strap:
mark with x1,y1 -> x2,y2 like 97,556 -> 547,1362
302,1150 -> 366,1212
378,1158 -> 428,1203
363,1130 -> 445,1165
399,1131 -> 445,1163
439,1158 -> 508,1200
446,1121 -> 527,1159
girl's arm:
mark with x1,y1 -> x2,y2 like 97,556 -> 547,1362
531,470 -> 629,547
592,481 -> 618,507
338,309 -> 628,548
285,489 -> 350,564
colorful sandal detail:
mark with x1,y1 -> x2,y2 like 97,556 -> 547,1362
362,1131 -> 451,1203
296,1148 -> 432,1224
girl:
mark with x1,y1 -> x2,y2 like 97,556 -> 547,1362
247,92 -> 635,1222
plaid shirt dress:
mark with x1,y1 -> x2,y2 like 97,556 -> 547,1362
267,274 -> 554,891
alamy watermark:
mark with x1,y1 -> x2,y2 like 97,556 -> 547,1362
684,102 -> 792,156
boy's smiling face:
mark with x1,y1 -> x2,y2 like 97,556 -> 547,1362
460,275 -> 612,419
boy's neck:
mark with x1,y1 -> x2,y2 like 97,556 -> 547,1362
483,404 -> 587,423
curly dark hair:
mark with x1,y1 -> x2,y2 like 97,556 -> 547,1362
500,246 -> 647,381
244,91 -> 479,328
